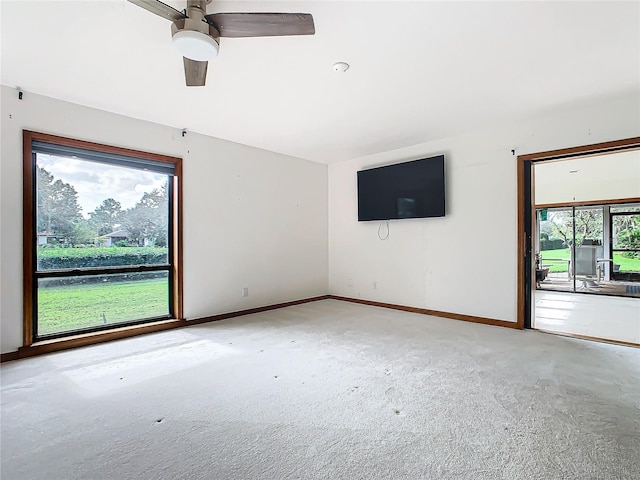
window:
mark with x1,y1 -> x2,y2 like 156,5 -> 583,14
535,202 -> 639,297
611,205 -> 640,280
23,131 -> 182,344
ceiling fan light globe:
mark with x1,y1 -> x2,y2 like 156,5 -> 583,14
172,30 -> 219,61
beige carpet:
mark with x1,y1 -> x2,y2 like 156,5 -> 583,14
2,300 -> 639,479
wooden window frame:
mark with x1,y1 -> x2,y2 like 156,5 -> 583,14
22,131 -> 184,352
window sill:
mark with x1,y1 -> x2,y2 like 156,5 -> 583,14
18,318 -> 186,359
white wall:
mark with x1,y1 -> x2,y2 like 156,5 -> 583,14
535,150 -> 640,205
0,86 -> 328,353
328,92 -> 640,323
2,88 -> 638,354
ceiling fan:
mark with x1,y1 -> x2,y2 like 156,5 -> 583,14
128,0 -> 315,86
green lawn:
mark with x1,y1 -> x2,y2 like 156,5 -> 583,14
38,277 -> 168,335
539,248 -> 571,273
540,248 -> 640,273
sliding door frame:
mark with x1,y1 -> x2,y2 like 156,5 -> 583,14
516,137 -> 640,330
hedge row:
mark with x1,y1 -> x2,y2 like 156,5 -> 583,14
540,239 -> 565,251
37,246 -> 168,269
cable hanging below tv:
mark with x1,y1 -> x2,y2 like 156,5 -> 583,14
357,154 -> 445,221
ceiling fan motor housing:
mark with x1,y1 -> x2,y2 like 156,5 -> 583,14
127,0 -> 315,85
171,0 -> 220,61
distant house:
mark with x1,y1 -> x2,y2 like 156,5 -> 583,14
101,230 -> 130,247
37,232 -> 58,245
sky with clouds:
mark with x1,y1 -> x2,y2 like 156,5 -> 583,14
37,154 -> 167,218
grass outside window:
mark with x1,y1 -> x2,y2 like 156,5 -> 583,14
540,248 -> 640,273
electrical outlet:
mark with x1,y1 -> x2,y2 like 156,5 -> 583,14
242,287 -> 248,297
373,281 -> 377,290
348,278 -> 353,287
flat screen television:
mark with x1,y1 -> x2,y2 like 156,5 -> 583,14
357,155 -> 445,221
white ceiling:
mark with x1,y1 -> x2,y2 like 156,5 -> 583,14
2,1 -> 639,164
534,150 -> 640,205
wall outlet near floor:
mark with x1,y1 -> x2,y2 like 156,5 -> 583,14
373,281 -> 377,290
348,278 -> 353,287
242,287 -> 249,297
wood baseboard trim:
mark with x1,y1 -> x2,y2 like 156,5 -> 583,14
329,295 -> 520,329
1,295 -> 330,363
534,329 -> 640,348
1,351 -> 20,363
187,295 -> 331,325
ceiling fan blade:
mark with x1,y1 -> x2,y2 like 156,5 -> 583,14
204,13 -> 315,38
128,0 -> 187,22
183,58 -> 208,86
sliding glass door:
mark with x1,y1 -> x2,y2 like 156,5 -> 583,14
536,203 -> 639,298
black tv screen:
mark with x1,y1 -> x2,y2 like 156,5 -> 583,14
357,155 -> 445,221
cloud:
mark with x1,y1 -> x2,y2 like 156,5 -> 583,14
37,154 -> 167,217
